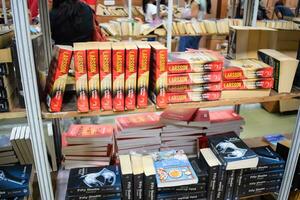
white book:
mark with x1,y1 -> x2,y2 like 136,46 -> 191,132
65,156 -> 110,162
10,127 -> 25,164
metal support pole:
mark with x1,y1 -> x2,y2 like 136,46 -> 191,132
166,0 -> 173,52
278,108 -> 300,200
38,0 -> 52,66
128,0 -> 132,20
11,1 -> 54,200
234,105 -> 241,114
1,0 -> 8,24
243,0 -> 258,26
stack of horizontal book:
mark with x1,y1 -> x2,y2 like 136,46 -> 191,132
62,124 -> 114,169
0,133 -> 18,165
0,165 -> 33,199
115,113 -> 163,154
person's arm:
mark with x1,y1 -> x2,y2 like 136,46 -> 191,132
190,1 -> 200,19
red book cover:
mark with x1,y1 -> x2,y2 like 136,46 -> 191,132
167,82 -> 222,93
99,42 -> 112,111
86,42 -> 100,111
222,78 -> 274,90
223,59 -> 274,80
209,109 -> 243,123
136,42 -> 151,108
167,72 -> 222,86
45,45 -> 73,112
160,107 -> 199,124
112,43 -> 125,111
149,42 -> 168,109
192,110 -> 210,124
115,113 -> 163,130
167,91 -> 221,103
65,124 -> 114,138
124,43 -> 138,110
74,43 -> 89,113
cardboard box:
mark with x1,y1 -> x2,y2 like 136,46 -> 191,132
73,43 -> 89,113
276,29 -> 300,51
136,42 -> 150,109
0,48 -> 12,63
124,42 -> 138,111
99,42 -> 112,111
228,26 -> 277,59
222,78 -> 274,90
221,89 -> 271,99
167,72 -> 222,86
167,91 -> 221,103
112,43 -> 125,111
258,49 -> 299,93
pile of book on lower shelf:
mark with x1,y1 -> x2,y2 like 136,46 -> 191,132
0,133 -> 19,165
0,165 -> 33,199
62,124 -> 114,169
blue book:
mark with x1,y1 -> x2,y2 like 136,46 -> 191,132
264,134 -> 287,146
151,150 -> 198,188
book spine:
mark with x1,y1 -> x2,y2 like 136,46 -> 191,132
241,178 -> 282,189
167,91 -> 221,104
137,47 -> 150,108
167,72 -> 222,86
46,47 -> 72,112
0,187 -> 29,198
239,185 -> 281,197
167,61 -> 223,74
67,192 -> 122,200
0,63 -> 8,76
125,48 -> 138,111
242,170 -> 285,182
243,163 -> 285,173
157,183 -> 207,192
157,191 -> 206,200
74,49 -> 89,112
67,186 -> 122,196
144,174 -> 156,200
232,169 -> 243,200
222,78 -> 274,90
133,173 -> 143,200
224,170 -> 236,200
0,99 -> 9,112
99,48 -> 112,111
167,82 -> 222,93
223,67 -> 273,80
87,48 -> 101,111
122,174 -> 133,200
112,48 -> 125,111
207,166 -> 219,200
216,164 -> 227,200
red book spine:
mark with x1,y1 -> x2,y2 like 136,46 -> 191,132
222,78 -> 274,90
167,61 -> 223,73
137,47 -> 150,108
99,48 -> 112,111
87,49 -> 100,111
167,82 -> 222,93
223,67 -> 274,80
46,47 -> 72,112
167,72 -> 222,85
112,48 -> 125,111
167,92 -> 221,103
74,49 -> 89,112
125,48 -> 138,110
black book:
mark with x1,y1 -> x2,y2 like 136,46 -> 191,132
0,99 -> 9,112
232,169 -> 243,200
142,155 -> 156,200
242,169 -> 285,182
66,165 -> 122,196
157,191 -> 206,200
0,77 -> 4,88
0,63 -> 8,76
208,132 -> 259,170
66,192 -> 122,200
243,146 -> 285,174
239,185 -> 281,197
224,170 -> 235,200
215,163 -> 227,200
131,155 -> 144,200
119,155 -> 133,200
189,157 -> 209,183
0,87 -> 7,99
0,165 -> 33,199
200,148 -> 221,200
241,178 -> 282,189
157,182 -> 206,193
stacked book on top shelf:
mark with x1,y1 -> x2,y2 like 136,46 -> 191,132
62,124 -> 114,169
222,59 -> 274,99
166,49 -> 224,104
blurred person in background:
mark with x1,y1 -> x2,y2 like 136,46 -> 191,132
274,0 -> 295,19
143,0 -> 167,23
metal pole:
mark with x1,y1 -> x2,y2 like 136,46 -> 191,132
1,0 -> 8,24
38,0 -> 52,66
167,0 -> 173,52
11,0 -> 54,199
278,108 -> 300,200
251,0 -> 259,27
128,0 -> 132,20
243,0 -> 258,26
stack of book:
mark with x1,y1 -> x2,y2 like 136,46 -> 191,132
0,165 -> 33,199
257,20 -> 299,30
115,113 -> 163,154
62,124 -> 114,169
96,4 -> 128,17
65,165 -> 122,199
0,133 -> 18,165
166,50 -> 223,104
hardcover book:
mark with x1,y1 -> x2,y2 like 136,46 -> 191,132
119,155 -> 133,200
131,154 -> 144,200
222,78 -> 274,90
160,107 -> 199,126
167,83 -> 222,93
167,91 -> 221,103
66,165 -> 121,196
151,150 -> 198,188
45,45 -> 73,112
166,72 -> 222,86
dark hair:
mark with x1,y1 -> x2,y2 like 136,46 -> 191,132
143,0 -> 151,13
206,0 -> 211,14
52,0 -> 82,17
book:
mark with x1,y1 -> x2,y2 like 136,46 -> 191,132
142,155 -> 156,200
131,154 -> 143,200
45,45 -> 72,112
166,72 -> 222,86
224,170 -> 235,200
222,78 -> 274,90
167,91 -> 221,103
189,157 -> 209,183
215,162 -> 227,200
156,191 -> 206,200
0,134 -> 13,152
239,185 -> 281,197
241,169 -> 285,182
73,43 -> 89,113
208,132 -> 258,170
10,127 -> 25,165
167,83 -> 222,93
157,183 -> 206,193
119,155 -> 133,200
188,110 -> 210,127
66,165 -> 121,196
263,134 -> 287,146
160,107 -> 199,126
67,193 -> 122,200
151,150 -> 198,188
209,109 -> 244,127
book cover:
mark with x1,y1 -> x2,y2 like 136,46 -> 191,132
119,155 -> 133,200
189,157 -> 209,183
208,132 -> 258,170
143,155 -> 156,200
74,43 -> 89,113
156,191 -> 206,200
224,170 -> 235,200
131,154 -> 144,200
0,165 -> 32,198
45,45 -> 72,112
66,165 -> 122,196
136,42 -> 150,109
151,150 -> 198,188
160,107 -> 198,126
167,91 -> 221,104
209,110 -> 244,124
189,110 -> 210,127
86,42 -> 101,111
167,72 -> 222,86
0,134 -> 12,152
167,83 -> 222,93
264,134 -> 287,146
124,43 -> 138,111
222,78 -> 274,90
99,42 -> 112,111
112,43 -> 125,111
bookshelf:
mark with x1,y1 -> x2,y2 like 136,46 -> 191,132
0,108 -> 26,120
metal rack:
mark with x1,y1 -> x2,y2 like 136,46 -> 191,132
9,0 -> 300,199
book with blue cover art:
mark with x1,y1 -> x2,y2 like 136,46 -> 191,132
151,150 -> 198,188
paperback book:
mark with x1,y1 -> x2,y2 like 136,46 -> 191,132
222,78 -> 274,90
167,91 -> 221,103
166,72 -> 222,85
167,83 -> 222,93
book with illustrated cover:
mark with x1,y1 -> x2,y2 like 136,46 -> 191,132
151,150 -> 198,188
166,72 -> 222,86
119,155 -> 133,200
45,45 -> 72,112
66,165 -> 121,196
208,132 -> 258,170
160,107 -> 198,126
222,78 -> 274,90
142,155 -> 156,200
131,154 -> 144,200
264,134 -> 287,146
167,91 -> 221,104
167,83 -> 222,93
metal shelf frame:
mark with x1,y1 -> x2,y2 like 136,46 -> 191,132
10,0 -> 300,199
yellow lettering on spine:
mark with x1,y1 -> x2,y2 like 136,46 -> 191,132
170,95 -> 186,101
141,50 -> 148,71
224,72 -> 242,79
160,52 -> 166,71
170,65 -> 189,72
76,52 -> 84,73
60,52 -> 69,73
169,76 -> 188,84
224,82 -> 242,88
103,51 -> 109,73
116,52 -> 123,73
89,52 -> 97,73
128,51 -> 135,73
